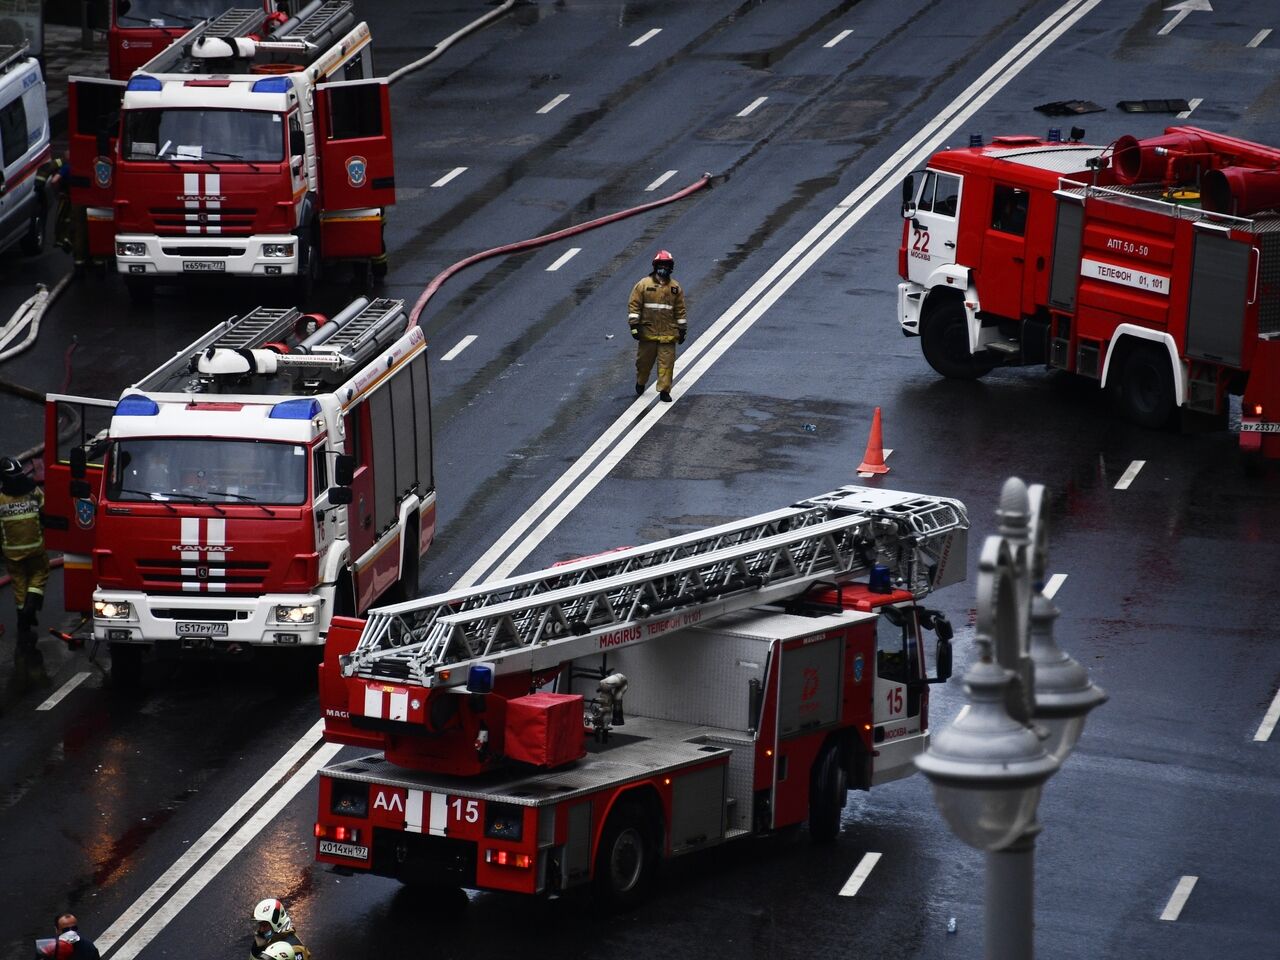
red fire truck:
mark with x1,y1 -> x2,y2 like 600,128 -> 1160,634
69,1 -> 395,302
313,487 -> 967,904
41,297 -> 434,684
105,2 -> 304,80
897,125 -> 1280,459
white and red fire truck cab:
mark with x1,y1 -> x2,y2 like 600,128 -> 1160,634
68,2 -> 395,301
312,488 -> 967,903
42,298 -> 434,682
897,126 -> 1280,459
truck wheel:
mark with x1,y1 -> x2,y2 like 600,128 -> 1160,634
808,743 -> 848,843
921,300 -> 995,380
21,201 -> 47,256
294,234 -> 320,302
125,277 -> 155,304
594,801 -> 656,909
110,643 -> 144,690
1116,345 -> 1176,429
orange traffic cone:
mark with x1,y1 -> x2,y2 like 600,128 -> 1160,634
857,407 -> 890,475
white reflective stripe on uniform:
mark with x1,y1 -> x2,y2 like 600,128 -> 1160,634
643,302 -> 672,309
405,790 -> 424,833
628,313 -> 640,319
363,685 -> 383,718
429,792 -> 449,836
389,690 -> 409,722
181,518 -> 199,562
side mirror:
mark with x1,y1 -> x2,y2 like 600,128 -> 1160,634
70,479 -> 92,499
333,453 -> 354,487
935,637 -> 953,682
70,446 -> 88,479
901,174 -> 915,218
931,612 -> 954,642
327,486 -> 353,506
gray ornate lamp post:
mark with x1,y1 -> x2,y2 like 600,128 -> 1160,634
916,478 -> 1107,959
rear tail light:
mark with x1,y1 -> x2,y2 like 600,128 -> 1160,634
1250,403 -> 1264,417
484,849 -> 532,869
314,823 -> 361,844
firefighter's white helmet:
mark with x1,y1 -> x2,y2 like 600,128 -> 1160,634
252,898 -> 292,935
261,943 -> 297,960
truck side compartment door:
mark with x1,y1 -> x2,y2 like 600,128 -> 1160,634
67,76 -> 124,210
42,394 -> 115,614
314,79 -> 396,214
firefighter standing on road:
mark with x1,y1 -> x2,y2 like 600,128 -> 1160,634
0,456 -> 49,663
628,250 -> 687,402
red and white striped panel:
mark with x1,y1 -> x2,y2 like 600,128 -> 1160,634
405,789 -> 449,836
183,172 -> 222,235
180,516 -> 227,592
357,681 -> 427,725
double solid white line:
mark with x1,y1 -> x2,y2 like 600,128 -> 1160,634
92,0 -> 1104,948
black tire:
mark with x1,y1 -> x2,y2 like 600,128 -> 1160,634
371,255 -> 388,280
920,299 -> 996,380
593,801 -> 657,909
125,276 -> 155,304
1116,344 -> 1176,429
110,643 -> 144,690
21,201 -> 47,256
294,233 -> 320,302
808,743 -> 848,843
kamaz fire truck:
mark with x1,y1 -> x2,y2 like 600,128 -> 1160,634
313,487 -> 967,904
897,125 -> 1280,459
41,297 -> 434,684
69,1 -> 395,302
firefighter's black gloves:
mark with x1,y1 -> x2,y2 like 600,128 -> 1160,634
630,327 -> 640,341
677,328 -> 687,345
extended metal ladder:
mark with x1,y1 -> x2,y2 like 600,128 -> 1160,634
343,488 -> 968,688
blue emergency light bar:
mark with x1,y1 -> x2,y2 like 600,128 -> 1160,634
126,75 -> 163,92
115,395 -> 160,416
251,76 -> 292,93
269,398 -> 321,420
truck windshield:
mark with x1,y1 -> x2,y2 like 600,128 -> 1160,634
123,109 -> 284,163
113,0 -> 230,28
105,438 -> 308,505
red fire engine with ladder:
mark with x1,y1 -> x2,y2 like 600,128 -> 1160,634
897,125 -> 1280,460
314,487 -> 967,904
41,297 -> 434,684
68,1 -> 395,302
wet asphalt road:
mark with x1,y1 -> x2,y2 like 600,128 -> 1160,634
1,1 -> 1278,958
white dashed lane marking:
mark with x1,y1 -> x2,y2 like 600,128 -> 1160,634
736,96 -> 768,117
839,852 -> 882,897
441,336 -> 477,361
1160,876 -> 1198,921
1176,97 -> 1203,119
1255,686 -> 1280,741
824,29 -> 854,48
645,170 -> 678,192
431,166 -> 467,188
630,28 -> 662,47
36,671 -> 91,711
1114,460 -> 1145,490
546,248 -> 581,272
537,94 -> 570,114
1246,28 -> 1272,48
1042,573 -> 1067,599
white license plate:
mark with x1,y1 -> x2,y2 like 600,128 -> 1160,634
182,260 -> 225,272
319,840 -> 369,860
1240,422 -> 1280,433
176,621 -> 228,637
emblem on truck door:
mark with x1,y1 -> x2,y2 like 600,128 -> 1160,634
94,157 -> 112,189
346,156 -> 367,188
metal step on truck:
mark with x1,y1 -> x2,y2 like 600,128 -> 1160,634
314,486 -> 968,905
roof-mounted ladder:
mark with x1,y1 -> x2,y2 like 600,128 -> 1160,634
275,0 -> 354,46
343,488 -> 968,688
202,7 -> 269,39
305,298 -> 404,364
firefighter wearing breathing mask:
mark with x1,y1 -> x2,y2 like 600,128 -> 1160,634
628,249 -> 687,403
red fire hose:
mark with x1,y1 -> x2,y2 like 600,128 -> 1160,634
409,173 -> 713,326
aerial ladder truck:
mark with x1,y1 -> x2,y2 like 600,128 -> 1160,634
41,297 -> 434,684
314,486 -> 968,905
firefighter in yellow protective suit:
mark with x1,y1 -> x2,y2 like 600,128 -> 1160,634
628,249 -> 687,402
0,456 -> 49,661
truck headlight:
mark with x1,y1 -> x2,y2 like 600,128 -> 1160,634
116,242 -> 146,257
275,604 -> 316,624
95,600 -> 132,620
263,243 -> 295,258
